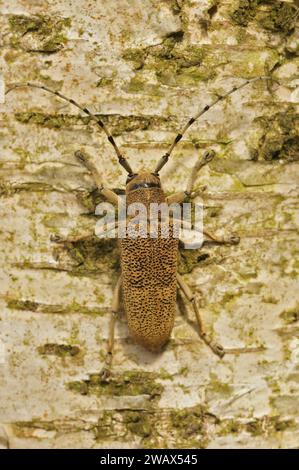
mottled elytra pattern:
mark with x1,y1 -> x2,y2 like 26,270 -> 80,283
120,236 -> 178,351
120,225 -> 179,351
122,176 -> 179,350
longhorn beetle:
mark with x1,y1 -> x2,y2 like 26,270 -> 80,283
6,76 -> 272,378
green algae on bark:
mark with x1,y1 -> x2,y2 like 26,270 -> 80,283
231,0 -> 263,26
96,410 -> 159,446
8,14 -> 71,53
125,41 -> 214,87
257,2 -> 298,33
15,112 -> 91,129
38,343 -> 80,357
14,111 -> 170,136
280,304 -> 299,324
231,1 -> 298,34
170,405 -> 204,435
170,405 -> 213,448
179,249 -> 210,275
6,298 -> 105,316
251,108 -> 299,161
53,236 -> 120,274
0,181 -> 59,197
96,405 -> 215,447
218,416 -> 296,437
12,413 -> 296,446
123,411 -> 153,439
67,370 -> 164,398
124,39 -> 276,89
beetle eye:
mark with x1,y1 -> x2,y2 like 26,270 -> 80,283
131,182 -> 161,190
126,173 -> 137,184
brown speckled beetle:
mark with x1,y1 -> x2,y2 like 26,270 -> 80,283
6,77 -> 271,378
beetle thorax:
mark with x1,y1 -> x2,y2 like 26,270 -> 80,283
125,171 -> 166,208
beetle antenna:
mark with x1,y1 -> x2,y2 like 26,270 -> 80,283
154,76 -> 276,174
5,82 -> 134,176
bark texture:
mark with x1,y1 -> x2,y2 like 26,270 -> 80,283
0,0 -> 298,448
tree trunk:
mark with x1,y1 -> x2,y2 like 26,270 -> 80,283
0,0 -> 298,448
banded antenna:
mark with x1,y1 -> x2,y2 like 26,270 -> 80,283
5,82 -> 135,176
154,76 -> 273,174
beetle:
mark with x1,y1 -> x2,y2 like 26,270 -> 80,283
5,76 -> 271,378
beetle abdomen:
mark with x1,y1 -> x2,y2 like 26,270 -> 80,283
120,235 -> 178,351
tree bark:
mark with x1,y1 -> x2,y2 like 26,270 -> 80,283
0,0 -> 298,448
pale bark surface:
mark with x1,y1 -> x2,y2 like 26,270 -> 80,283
0,0 -> 298,449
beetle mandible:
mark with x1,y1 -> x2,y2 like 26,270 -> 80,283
5,76 -> 271,378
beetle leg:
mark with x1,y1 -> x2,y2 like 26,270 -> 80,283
177,273 -> 225,358
166,191 -> 186,205
185,149 -> 215,197
75,150 -> 119,206
166,150 -> 215,205
100,276 -> 122,380
203,229 -> 240,245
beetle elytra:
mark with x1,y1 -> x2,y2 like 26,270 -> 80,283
5,76 -> 272,378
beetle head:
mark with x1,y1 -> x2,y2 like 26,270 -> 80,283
126,172 -> 161,194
